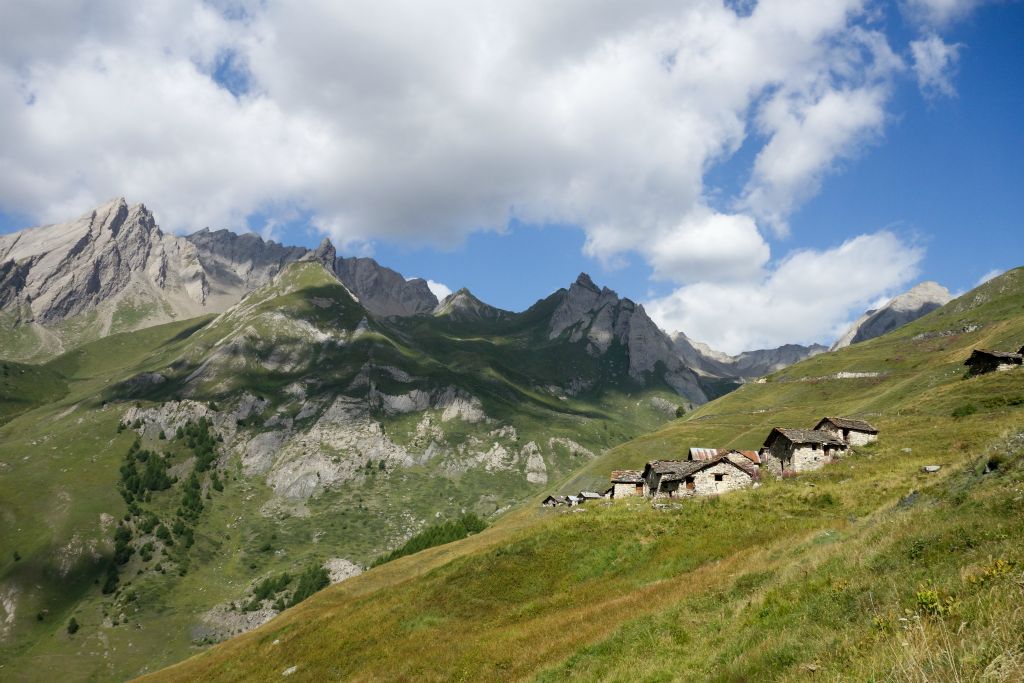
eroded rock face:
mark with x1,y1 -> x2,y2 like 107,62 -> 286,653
549,274 -> 707,403
333,256 -> 437,318
832,281 -> 952,350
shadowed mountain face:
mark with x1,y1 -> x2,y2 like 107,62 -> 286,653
831,281 -> 953,351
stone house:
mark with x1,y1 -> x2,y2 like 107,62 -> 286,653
541,495 -> 566,507
813,417 -> 878,446
964,349 -> 1023,376
609,470 -> 645,498
641,457 -> 757,499
579,491 -> 604,502
761,428 -> 847,473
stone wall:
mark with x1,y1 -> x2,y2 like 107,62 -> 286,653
819,424 -> 877,447
769,440 -> 842,473
612,482 -> 643,498
649,463 -> 753,499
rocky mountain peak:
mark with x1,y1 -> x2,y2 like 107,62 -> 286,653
547,273 -> 706,401
434,288 -> 507,322
333,256 -> 438,318
301,237 -> 337,268
831,280 -> 952,350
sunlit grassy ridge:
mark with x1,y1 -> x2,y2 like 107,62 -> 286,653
0,262 -> 693,681
142,268 -> 1024,682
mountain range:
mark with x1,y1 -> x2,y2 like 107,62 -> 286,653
0,198 -> 946,383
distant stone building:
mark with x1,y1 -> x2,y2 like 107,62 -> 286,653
813,417 -> 878,446
609,470 -> 645,498
641,457 -> 757,499
541,495 -> 566,507
579,491 -> 604,502
761,428 -> 848,473
964,349 -> 1023,376
688,447 -> 719,461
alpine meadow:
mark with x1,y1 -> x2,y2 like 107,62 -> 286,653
1,1 -> 1023,682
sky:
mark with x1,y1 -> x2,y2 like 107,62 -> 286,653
0,0 -> 1021,353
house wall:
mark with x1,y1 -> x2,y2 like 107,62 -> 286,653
612,482 -> 642,498
819,424 -> 877,446
769,439 -> 840,472
687,462 -> 752,497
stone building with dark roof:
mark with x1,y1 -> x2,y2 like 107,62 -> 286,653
762,428 -> 848,473
641,457 -> 757,499
813,417 -> 879,446
964,349 -> 1023,376
609,470 -> 645,498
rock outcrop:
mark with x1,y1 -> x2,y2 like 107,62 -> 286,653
831,281 -> 952,351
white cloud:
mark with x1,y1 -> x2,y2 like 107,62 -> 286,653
1,2 -> 910,261
910,34 -> 963,98
903,0 -> 982,28
424,279 -> 453,301
645,231 -> 924,353
974,268 -> 1002,287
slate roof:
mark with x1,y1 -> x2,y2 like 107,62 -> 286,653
610,469 -> 644,483
965,349 -> 1023,364
579,491 -> 604,499
814,416 -> 879,434
542,495 -> 566,505
763,428 -> 846,449
648,457 -> 757,483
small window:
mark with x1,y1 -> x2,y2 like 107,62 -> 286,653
812,443 -> 820,451
714,473 -> 725,482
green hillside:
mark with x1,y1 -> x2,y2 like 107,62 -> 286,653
0,262 -> 689,681
140,267 -> 1024,682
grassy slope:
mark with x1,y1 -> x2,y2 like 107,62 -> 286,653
142,268 -> 1024,682
0,264 -> 686,681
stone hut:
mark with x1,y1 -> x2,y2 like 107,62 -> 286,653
813,417 -> 878,446
964,349 -> 1023,376
579,491 -> 604,502
609,470 -> 645,498
761,428 -> 847,473
641,457 -> 757,499
541,495 -> 566,507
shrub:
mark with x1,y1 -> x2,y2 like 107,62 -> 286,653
952,403 -> 977,419
67,617 -> 79,634
101,564 -> 119,594
12,550 -> 20,562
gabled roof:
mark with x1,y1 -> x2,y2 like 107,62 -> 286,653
579,491 -> 604,499
965,349 -> 1023,364
542,495 -> 566,505
651,456 -> 757,483
814,416 -> 879,434
610,469 -> 643,483
763,428 -> 847,449
725,449 -> 761,465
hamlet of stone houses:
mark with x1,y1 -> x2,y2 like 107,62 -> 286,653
542,344 -> 1022,508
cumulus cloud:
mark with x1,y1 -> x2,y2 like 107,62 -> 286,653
645,231 -> 924,353
2,2 -> 907,258
424,280 -> 453,301
910,34 -> 963,98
